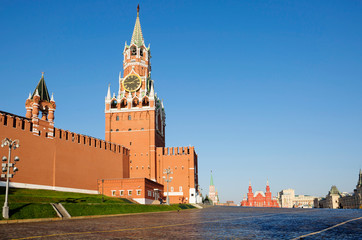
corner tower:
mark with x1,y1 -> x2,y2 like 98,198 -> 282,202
105,6 -> 165,180
25,72 -> 56,138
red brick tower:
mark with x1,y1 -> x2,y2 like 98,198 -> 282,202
25,72 -> 56,138
247,181 -> 254,206
265,180 -> 272,205
105,5 -> 165,181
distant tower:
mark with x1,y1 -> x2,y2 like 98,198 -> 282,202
265,180 -> 272,206
25,72 -> 56,138
105,5 -> 165,181
247,180 -> 254,206
209,171 -> 217,205
357,169 -> 362,188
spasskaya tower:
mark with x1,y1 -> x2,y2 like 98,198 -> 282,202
105,5 -> 165,180
105,6 -> 199,204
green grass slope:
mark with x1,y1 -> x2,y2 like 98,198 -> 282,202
0,187 -> 194,220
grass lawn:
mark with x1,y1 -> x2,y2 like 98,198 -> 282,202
0,203 -> 58,220
0,187 -> 195,220
65,203 -> 195,216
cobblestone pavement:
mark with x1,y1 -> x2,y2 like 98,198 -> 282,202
0,207 -> 361,239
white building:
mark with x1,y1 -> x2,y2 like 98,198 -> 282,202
278,189 -> 315,208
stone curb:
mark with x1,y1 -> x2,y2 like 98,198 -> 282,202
0,207 -> 199,224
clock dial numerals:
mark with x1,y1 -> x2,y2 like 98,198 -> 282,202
122,75 -> 141,92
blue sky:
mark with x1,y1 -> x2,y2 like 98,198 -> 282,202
1,0 -> 362,202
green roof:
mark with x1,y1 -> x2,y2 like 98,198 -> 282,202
210,171 -> 214,186
130,5 -> 144,47
31,73 -> 50,102
329,185 -> 340,195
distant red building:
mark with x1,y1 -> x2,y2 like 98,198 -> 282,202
241,181 -> 279,207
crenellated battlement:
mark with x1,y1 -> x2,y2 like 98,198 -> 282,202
0,110 -> 129,155
157,146 -> 195,156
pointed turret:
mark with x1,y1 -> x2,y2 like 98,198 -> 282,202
149,81 -> 155,99
210,171 -> 214,186
34,89 -> 40,97
31,72 -> 50,102
25,72 -> 56,137
106,84 -> 111,100
131,4 -> 145,47
266,179 -> 270,192
357,169 -> 362,188
248,180 -> 253,193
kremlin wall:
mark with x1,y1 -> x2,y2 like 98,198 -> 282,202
0,110 -> 130,194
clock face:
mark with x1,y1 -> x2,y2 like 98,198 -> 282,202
122,74 -> 141,92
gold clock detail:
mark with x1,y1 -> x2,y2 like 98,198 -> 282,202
122,74 -> 142,92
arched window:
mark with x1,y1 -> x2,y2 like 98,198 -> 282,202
128,115 -> 131,120
132,98 -> 139,108
111,100 -> 117,108
131,46 -> 137,56
116,116 -> 119,121
142,97 -> 149,107
121,99 -> 127,108
140,48 -> 143,57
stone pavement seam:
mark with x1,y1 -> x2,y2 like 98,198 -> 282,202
290,216 -> 362,240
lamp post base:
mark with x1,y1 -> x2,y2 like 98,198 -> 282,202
2,205 -> 9,219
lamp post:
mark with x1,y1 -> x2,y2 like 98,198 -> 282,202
1,138 -> 20,219
163,168 -> 173,205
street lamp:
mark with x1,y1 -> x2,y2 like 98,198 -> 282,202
1,138 -> 20,219
163,168 -> 173,205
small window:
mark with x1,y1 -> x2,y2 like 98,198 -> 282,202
111,100 -> 117,108
121,100 -> 127,108
171,187 -> 174,192
111,190 -> 116,196
148,190 -> 152,197
128,115 -> 131,120
179,186 -> 182,192
137,190 -> 141,195
128,190 -> 132,195
140,48 -> 143,57
110,129 -> 113,132
116,116 -> 119,121
130,142 -> 132,145
141,128 -> 144,130
128,128 -> 132,131
116,129 -> 119,132
131,46 -> 137,56
120,190 -> 124,196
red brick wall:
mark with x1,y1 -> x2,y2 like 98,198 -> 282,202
156,146 -> 198,203
0,112 -> 130,191
98,178 -> 163,202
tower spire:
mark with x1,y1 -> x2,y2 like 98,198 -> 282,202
210,170 -> 214,186
31,72 -> 50,102
106,84 -> 111,100
357,168 -> 362,188
131,4 -> 145,47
